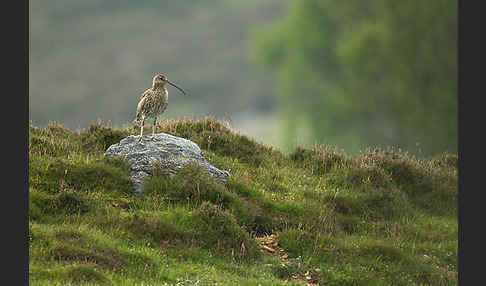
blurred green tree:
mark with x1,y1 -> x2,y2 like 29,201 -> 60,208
253,0 -> 457,156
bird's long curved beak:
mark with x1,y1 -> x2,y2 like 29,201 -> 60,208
167,80 -> 187,95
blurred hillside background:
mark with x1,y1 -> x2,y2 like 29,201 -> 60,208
29,0 -> 457,157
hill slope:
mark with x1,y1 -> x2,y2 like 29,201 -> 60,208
29,118 -> 458,285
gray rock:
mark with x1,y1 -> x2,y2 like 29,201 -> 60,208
105,133 -> 230,192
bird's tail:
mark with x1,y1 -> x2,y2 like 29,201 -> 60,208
133,112 -> 144,126
133,116 -> 141,126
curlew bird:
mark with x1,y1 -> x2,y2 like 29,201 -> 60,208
134,74 -> 186,141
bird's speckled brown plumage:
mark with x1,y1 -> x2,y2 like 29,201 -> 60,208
135,74 -> 186,141
135,76 -> 168,124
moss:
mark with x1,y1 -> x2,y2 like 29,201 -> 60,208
29,156 -> 133,194
277,229 -> 315,257
358,243 -> 409,263
125,211 -> 191,245
54,230 -> 87,245
29,190 -> 57,219
145,163 -> 233,207
324,189 -> 411,222
191,202 -> 262,260
35,228 -> 155,274
336,215 -> 362,234
30,265 -> 112,285
56,192 -> 91,215
67,265 -> 112,284
29,190 -> 91,221
49,245 -> 127,270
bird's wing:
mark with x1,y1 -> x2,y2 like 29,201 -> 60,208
140,89 -> 151,99
135,89 -> 151,122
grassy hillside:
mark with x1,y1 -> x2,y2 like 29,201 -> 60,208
29,118 -> 458,285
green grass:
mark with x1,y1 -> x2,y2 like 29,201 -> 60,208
29,118 -> 458,285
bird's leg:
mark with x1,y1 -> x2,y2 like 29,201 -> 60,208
152,118 -> 157,136
138,118 -> 145,142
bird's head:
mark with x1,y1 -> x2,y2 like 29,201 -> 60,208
153,74 -> 168,85
152,74 -> 186,95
